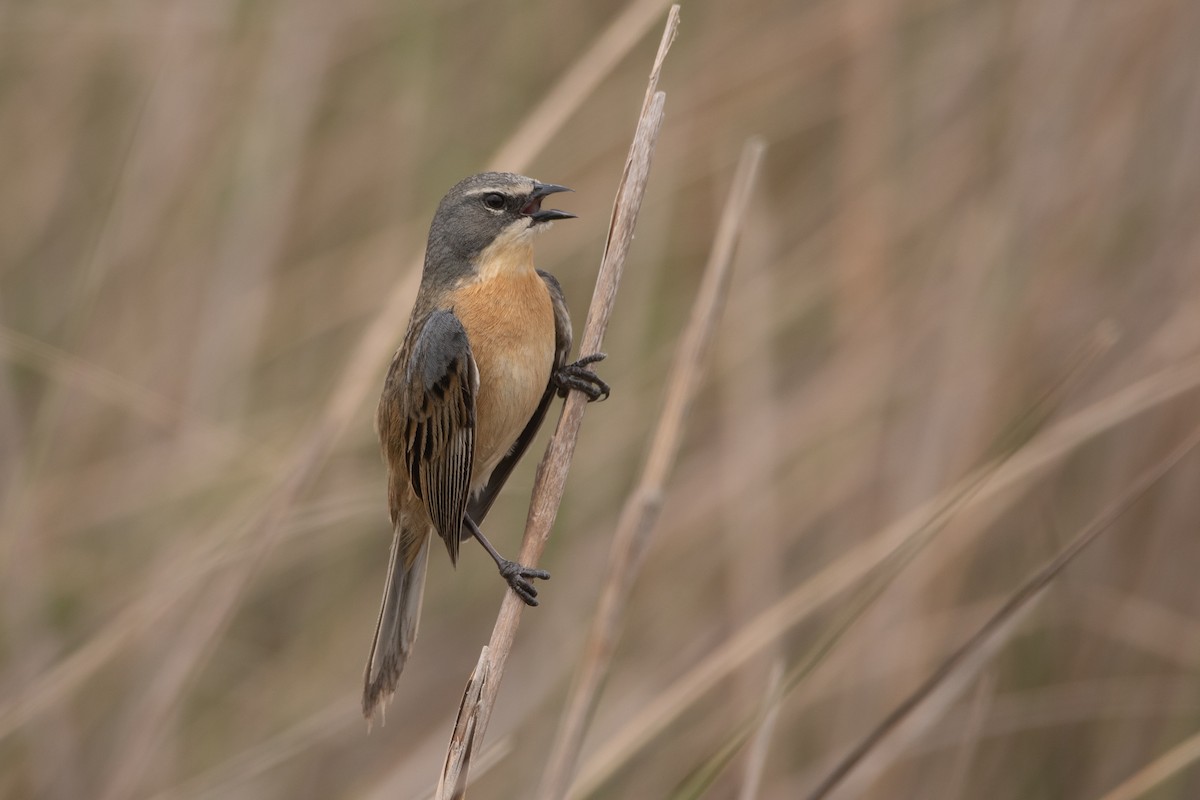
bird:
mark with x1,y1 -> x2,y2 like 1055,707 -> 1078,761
362,172 -> 609,720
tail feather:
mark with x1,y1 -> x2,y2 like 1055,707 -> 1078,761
362,527 -> 430,719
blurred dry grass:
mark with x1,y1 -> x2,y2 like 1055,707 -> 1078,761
2,0 -> 1200,799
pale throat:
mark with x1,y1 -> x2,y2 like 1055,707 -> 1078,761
472,222 -> 546,282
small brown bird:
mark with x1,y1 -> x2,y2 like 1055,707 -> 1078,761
363,172 -> 608,719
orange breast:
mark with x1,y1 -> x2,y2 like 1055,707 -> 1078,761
454,265 -> 555,489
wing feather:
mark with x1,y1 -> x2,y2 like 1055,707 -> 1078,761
397,309 -> 478,564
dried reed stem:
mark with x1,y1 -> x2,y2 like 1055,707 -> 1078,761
0,0 -> 677,751
435,9 -> 679,798
1099,727 -> 1200,800
568,348 -> 1200,798
805,422 -> 1200,800
738,660 -> 786,800
487,0 -> 676,172
536,135 -> 765,800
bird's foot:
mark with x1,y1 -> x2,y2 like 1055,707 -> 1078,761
497,559 -> 551,606
554,353 -> 610,401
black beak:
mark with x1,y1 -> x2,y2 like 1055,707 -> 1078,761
523,182 -> 577,223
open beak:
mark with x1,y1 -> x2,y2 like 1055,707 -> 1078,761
522,182 -> 577,223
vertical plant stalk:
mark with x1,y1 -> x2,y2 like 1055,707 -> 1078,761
738,660 -> 786,800
570,337 -> 1199,799
537,137 -> 765,800
0,0 -> 680,749
435,8 -> 680,799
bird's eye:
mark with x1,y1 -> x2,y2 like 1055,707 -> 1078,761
482,193 -> 506,211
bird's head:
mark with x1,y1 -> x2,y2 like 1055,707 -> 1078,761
426,172 -> 576,272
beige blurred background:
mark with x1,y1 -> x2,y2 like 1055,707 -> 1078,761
3,0 -> 1200,798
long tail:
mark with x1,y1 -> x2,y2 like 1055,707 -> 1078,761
362,526 -> 430,720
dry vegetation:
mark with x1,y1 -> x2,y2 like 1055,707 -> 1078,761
2,1 -> 1200,799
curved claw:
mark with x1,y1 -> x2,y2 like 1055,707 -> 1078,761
512,580 -> 539,606
499,560 -> 550,607
554,352 -> 611,402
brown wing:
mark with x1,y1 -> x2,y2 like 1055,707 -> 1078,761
380,308 -> 478,564
462,270 -> 571,532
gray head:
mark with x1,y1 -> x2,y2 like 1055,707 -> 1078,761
423,172 -> 575,279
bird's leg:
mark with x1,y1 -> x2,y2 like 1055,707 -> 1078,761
463,515 -> 550,606
553,352 -> 610,401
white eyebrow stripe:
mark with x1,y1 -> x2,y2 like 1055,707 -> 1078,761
462,185 -> 530,197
